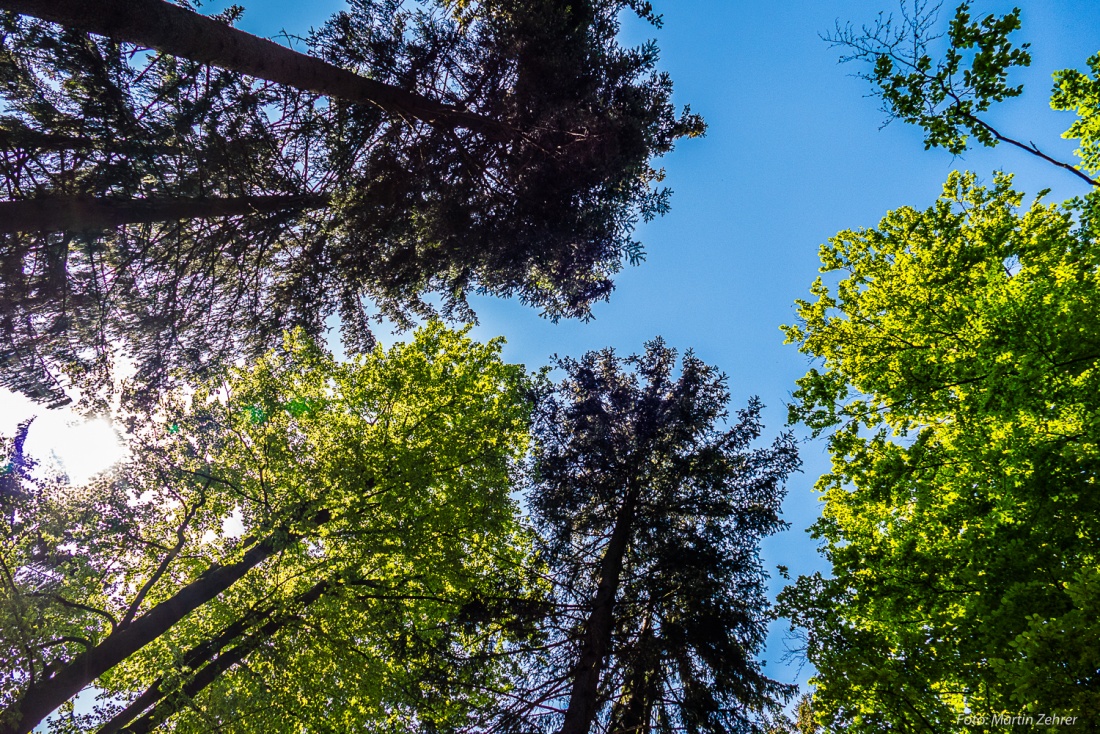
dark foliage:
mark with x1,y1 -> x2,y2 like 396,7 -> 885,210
0,0 -> 702,406
0,8 -> 326,405
316,0 -> 703,324
491,340 -> 799,734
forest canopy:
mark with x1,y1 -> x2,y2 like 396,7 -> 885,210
0,0 -> 703,407
3,0 -> 1100,733
0,6 -> 797,734
781,2 -> 1100,730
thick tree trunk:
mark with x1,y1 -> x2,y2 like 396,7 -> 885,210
559,491 -> 638,734
0,509 -> 330,734
0,0 -> 510,141
98,580 -> 331,734
0,194 -> 329,234
95,603 -> 290,734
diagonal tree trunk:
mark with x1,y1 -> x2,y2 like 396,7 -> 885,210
97,579 -> 332,734
119,612 -> 292,734
559,489 -> 639,734
0,194 -> 329,234
0,508 -> 331,734
0,0 -> 511,141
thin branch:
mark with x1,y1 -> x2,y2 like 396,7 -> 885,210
121,477 -> 211,627
28,593 -> 120,632
960,111 -> 1098,186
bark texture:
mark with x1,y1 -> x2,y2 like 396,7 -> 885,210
0,0 -> 510,139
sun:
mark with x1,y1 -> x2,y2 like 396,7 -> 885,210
1,389 -> 127,485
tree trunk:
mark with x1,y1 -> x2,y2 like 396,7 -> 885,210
120,617 -> 281,734
0,509 -> 330,734
559,490 -> 638,734
0,194 -> 329,234
0,0 -> 511,141
98,579 -> 331,734
607,610 -> 657,734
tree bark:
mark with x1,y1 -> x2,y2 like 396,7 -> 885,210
0,0 -> 511,141
97,579 -> 331,734
559,490 -> 638,734
0,194 -> 329,234
0,509 -> 330,734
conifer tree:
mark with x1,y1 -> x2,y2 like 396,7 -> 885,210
494,341 -> 799,734
0,8 -> 328,405
0,0 -> 703,406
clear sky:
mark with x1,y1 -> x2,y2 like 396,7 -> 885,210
7,0 -> 1100,701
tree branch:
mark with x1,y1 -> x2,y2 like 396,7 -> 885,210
1,507 -> 331,734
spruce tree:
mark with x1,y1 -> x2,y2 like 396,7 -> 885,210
496,341 -> 799,734
0,0 -> 703,406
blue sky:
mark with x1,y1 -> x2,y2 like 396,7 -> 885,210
10,0 -> 1100,703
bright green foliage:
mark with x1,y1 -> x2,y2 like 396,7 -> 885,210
1,323 -> 540,733
826,2 -> 1030,155
1053,52 -> 1100,175
780,173 -> 1100,730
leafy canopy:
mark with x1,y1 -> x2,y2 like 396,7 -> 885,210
1,322 -> 541,733
825,0 -> 1100,188
1052,51 -> 1100,176
825,0 -> 1030,154
780,173 -> 1100,729
781,5 -> 1100,728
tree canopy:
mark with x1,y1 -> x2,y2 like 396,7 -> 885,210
824,0 -> 1095,186
491,341 -> 799,734
0,0 -> 703,407
0,6 -> 330,406
781,172 -> 1100,729
781,4 -> 1100,728
0,322 -> 540,734
24,0 -> 1100,731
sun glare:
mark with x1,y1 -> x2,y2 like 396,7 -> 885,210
1,389 -> 127,485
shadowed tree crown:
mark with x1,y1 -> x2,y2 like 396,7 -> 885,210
0,0 -> 703,407
490,340 -> 799,734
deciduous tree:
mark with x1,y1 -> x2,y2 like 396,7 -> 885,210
781,7 -> 1100,728
781,172 -> 1100,729
824,0 -> 1095,185
0,323 -> 540,734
